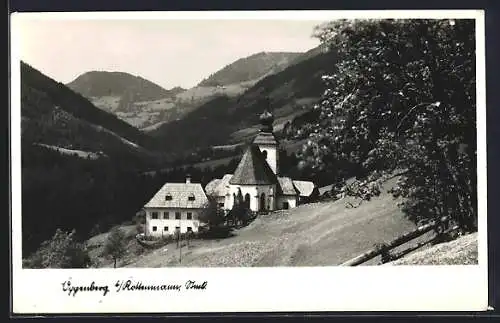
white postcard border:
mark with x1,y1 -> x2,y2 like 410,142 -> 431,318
10,10 -> 489,313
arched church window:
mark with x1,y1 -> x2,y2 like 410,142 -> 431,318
262,150 -> 268,159
244,193 -> 250,208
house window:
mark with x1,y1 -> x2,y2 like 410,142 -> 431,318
151,212 -> 159,219
175,226 -> 180,231
188,194 -> 195,201
187,212 -> 193,220
163,212 -> 169,219
164,226 -> 168,232
152,226 -> 157,232
165,194 -> 172,201
218,203 -> 225,208
187,227 -> 193,232
175,212 -> 181,220
282,202 -> 289,209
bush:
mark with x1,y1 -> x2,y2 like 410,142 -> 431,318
23,229 -> 91,269
103,227 -> 126,268
198,225 -> 234,239
135,223 -> 144,234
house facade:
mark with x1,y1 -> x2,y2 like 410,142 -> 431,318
143,177 -> 208,237
206,110 -> 315,212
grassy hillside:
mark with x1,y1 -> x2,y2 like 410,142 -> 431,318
67,71 -> 187,129
386,232 -> 478,265
198,51 -> 303,87
97,178 -> 430,268
139,82 -> 254,129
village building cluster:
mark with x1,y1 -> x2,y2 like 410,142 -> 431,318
142,110 -> 316,237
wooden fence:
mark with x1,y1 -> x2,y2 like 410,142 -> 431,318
341,216 -> 457,266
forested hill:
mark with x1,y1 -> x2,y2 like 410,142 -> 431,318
197,51 -> 303,87
67,70 -> 182,102
21,62 -> 155,150
151,48 -> 337,153
20,62 -> 166,167
20,62 -> 169,256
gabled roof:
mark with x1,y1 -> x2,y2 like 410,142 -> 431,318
293,180 -> 316,197
277,176 -> 299,196
229,145 -> 278,185
205,174 -> 233,197
144,182 -> 208,209
253,132 -> 277,145
318,184 -> 333,196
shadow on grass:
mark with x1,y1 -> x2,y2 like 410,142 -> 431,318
198,226 -> 236,240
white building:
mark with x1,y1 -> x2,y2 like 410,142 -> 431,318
206,110 -> 315,212
143,177 -> 208,237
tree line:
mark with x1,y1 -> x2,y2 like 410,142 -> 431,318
295,19 -> 477,231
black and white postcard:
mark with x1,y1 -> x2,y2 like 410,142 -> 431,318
10,10 -> 488,313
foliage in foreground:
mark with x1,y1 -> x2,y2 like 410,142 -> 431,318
23,229 -> 90,268
103,227 -> 127,268
298,19 -> 477,231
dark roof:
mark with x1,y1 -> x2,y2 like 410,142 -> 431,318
229,145 -> 278,185
253,132 -> 277,145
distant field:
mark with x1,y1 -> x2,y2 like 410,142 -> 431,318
123,177 -> 435,268
229,126 -> 261,143
212,143 -> 245,151
90,96 -> 121,111
191,156 -> 239,169
175,84 -> 248,103
35,143 -> 104,160
134,98 -> 176,111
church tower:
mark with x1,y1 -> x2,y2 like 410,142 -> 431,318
253,108 -> 279,175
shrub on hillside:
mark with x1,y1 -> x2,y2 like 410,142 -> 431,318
103,226 -> 126,268
299,19 -> 477,231
198,197 -> 225,228
23,229 -> 91,269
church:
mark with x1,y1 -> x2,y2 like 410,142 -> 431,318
205,110 -> 316,212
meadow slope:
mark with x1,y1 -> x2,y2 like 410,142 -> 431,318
386,232 -> 478,265
119,179 -> 433,268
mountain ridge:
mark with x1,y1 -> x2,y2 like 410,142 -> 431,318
65,50 -> 308,129
197,51 -> 303,87
21,61 -> 154,152
150,47 -> 337,154
67,70 -> 183,101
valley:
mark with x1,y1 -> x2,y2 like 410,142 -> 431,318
17,44 -> 343,258
67,51 -> 305,130
18,18 -> 478,271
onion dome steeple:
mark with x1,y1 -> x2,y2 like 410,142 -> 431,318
259,109 -> 274,133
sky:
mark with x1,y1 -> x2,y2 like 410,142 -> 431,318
17,18 -> 324,89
